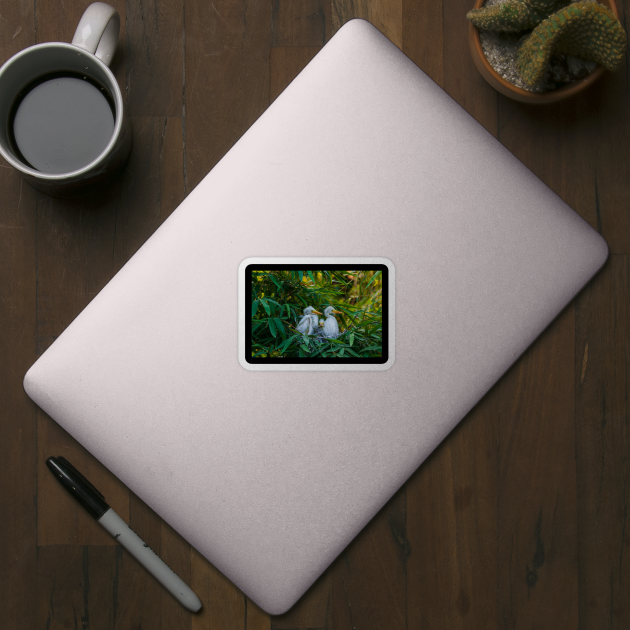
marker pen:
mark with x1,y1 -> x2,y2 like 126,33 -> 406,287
46,456 -> 202,613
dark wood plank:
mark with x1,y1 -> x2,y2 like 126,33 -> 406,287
582,72 -> 630,254
443,0 -> 497,131
108,494 -> 192,629
271,573 -> 332,629
37,415 -> 129,546
270,47 -> 321,103
0,0 -> 36,54
36,0 -> 127,94
0,5 -> 39,629
190,550 -> 247,630
184,0 -> 272,192
576,256 -> 630,629
496,97 -> 598,221
495,75 -> 630,257
0,131 -> 38,630
407,394 -> 499,629
272,0 -> 331,46
112,116 -> 185,270
402,0 -> 444,88
188,565 -> 270,630
330,486 -> 407,630
331,0 -> 402,48
497,305 -> 578,628
36,545 -> 118,630
126,0 -> 183,117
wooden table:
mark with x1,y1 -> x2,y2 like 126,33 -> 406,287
1,1 -> 628,628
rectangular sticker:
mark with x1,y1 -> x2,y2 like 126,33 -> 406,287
238,258 -> 394,371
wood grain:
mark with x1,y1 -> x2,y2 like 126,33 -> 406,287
1,0 -> 629,627
332,0 -> 403,48
0,5 -> 39,629
407,393 -> 499,629
114,495 -> 193,629
576,256 -> 630,629
443,0 -> 497,131
190,549 -> 248,630
331,486 -> 408,630
37,416 -> 129,546
403,0 -> 444,87
497,304 -> 579,629
36,545 -> 119,630
0,151 -> 38,630
270,47 -> 321,102
125,0 -> 184,117
271,573 -> 332,629
271,0 -> 331,46
184,0 -> 271,191
35,0 -> 128,97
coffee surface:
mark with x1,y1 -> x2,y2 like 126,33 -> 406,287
12,74 -> 115,174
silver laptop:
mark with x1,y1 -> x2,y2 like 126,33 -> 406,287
24,19 -> 607,614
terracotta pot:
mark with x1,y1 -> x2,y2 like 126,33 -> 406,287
468,0 -> 619,103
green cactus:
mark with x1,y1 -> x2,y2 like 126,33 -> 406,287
467,0 -> 568,33
516,1 -> 627,85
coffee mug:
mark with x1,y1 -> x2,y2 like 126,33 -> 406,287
0,2 -> 132,197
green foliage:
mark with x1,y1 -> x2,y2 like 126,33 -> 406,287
250,270 -> 384,359
468,0 -> 627,88
517,2 -> 627,85
467,0 -> 567,33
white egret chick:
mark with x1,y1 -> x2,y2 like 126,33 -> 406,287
322,306 -> 342,338
296,306 -> 322,336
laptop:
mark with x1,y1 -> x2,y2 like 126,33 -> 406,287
23,19 -> 608,614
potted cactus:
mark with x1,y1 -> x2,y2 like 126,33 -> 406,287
467,0 -> 627,103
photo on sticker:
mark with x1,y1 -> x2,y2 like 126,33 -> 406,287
249,268 -> 385,360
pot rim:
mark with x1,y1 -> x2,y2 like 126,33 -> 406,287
468,0 -> 618,103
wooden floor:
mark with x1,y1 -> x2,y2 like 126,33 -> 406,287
1,0 -> 629,628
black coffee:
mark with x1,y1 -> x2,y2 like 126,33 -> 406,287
10,73 -> 115,174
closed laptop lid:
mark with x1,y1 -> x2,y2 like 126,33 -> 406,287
24,19 -> 607,614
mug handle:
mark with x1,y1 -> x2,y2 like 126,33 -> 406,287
71,2 -> 120,67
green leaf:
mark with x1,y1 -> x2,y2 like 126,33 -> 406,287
349,332 -> 354,347
307,270 -> 316,284
279,336 -> 294,355
365,270 -> 381,289
269,275 -> 282,290
336,306 -> 357,325
297,270 -> 303,283
268,318 -> 277,337
264,297 -> 283,310
338,348 -> 345,357
300,344 -> 309,352
275,318 -> 285,336
260,299 -> 271,315
251,300 -> 259,318
346,348 -> 361,358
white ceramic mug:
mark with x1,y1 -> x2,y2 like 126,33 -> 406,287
0,2 -> 131,197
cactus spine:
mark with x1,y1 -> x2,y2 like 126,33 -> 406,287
467,0 -> 568,33
516,1 -> 627,85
